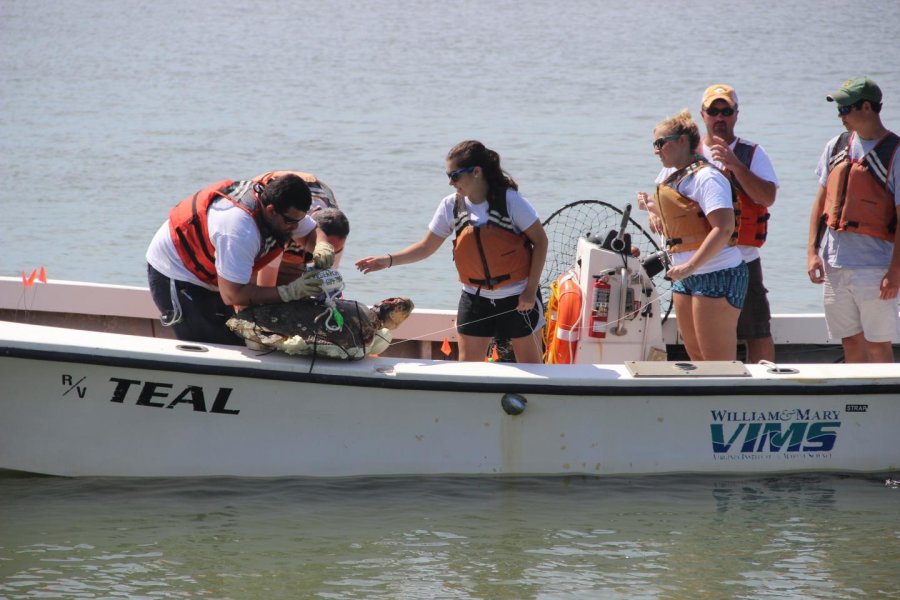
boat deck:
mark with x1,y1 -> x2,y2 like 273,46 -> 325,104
1,277 -> 897,363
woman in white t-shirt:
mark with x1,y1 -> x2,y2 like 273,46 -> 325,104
356,140 -> 548,363
637,110 -> 748,361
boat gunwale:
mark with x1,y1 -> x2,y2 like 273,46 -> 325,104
4,344 -> 900,397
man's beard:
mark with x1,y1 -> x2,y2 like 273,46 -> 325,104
273,228 -> 292,246
260,217 -> 292,247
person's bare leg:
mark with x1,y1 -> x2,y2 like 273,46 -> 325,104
841,332 -> 868,363
746,335 -> 775,363
673,294 -> 702,360
693,296 -> 740,361
510,329 -> 544,363
864,339 -> 895,363
457,334 -> 492,362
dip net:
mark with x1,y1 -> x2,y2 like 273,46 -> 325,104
539,199 -> 673,322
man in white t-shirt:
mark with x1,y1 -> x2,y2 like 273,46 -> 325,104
700,84 -> 779,363
807,76 -> 899,363
145,173 -> 328,344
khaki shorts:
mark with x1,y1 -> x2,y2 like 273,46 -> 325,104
823,267 -> 900,343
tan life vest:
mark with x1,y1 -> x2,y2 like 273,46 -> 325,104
654,159 -> 740,253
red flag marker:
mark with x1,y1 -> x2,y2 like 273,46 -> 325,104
22,268 -> 37,287
440,337 -> 452,356
38,266 -> 47,283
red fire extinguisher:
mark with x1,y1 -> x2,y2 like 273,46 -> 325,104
589,275 -> 610,338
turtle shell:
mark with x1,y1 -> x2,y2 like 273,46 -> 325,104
231,298 -> 380,350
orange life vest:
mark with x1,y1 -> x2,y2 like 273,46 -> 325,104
655,159 -> 740,253
168,180 -> 284,285
724,140 -> 769,247
451,193 -> 533,291
823,131 -> 899,242
543,270 -> 582,364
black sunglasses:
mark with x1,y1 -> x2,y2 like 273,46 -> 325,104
653,133 -> 682,150
447,166 -> 476,181
704,107 -> 735,117
837,100 -> 867,116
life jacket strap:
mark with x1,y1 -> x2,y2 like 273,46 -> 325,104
467,273 -> 512,288
665,234 -> 707,249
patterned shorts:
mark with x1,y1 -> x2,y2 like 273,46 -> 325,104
672,262 -> 749,310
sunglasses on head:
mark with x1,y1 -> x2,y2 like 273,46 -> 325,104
837,100 -> 867,116
653,133 -> 682,150
447,165 -> 476,181
704,107 -> 735,117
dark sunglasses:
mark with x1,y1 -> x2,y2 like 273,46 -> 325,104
837,100 -> 866,116
653,133 -> 682,150
447,166 -> 476,181
704,107 -> 735,117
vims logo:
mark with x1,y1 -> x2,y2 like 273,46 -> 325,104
710,409 -> 841,455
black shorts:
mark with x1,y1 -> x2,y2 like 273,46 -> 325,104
456,290 -> 544,339
737,257 -> 772,339
147,264 -> 243,345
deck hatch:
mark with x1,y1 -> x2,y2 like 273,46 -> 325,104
625,360 -> 751,378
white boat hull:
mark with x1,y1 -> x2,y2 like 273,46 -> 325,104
2,320 -> 897,477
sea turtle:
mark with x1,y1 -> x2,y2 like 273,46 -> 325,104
226,296 -> 414,359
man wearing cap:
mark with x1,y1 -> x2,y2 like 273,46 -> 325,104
807,76 -> 899,363
700,84 -> 779,363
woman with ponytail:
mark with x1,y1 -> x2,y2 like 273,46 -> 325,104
356,140 -> 548,363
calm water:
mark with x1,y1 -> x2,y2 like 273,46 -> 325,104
1,475 -> 899,599
2,0 -> 900,597
2,0 -> 899,314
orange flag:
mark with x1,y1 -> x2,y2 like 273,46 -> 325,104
38,266 -> 47,283
22,269 -> 37,287
440,337 -> 452,356
491,346 -> 500,362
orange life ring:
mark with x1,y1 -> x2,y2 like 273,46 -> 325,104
543,271 -> 583,364
543,282 -> 561,355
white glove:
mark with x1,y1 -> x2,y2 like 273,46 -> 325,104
277,271 -> 324,302
312,241 -> 335,269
